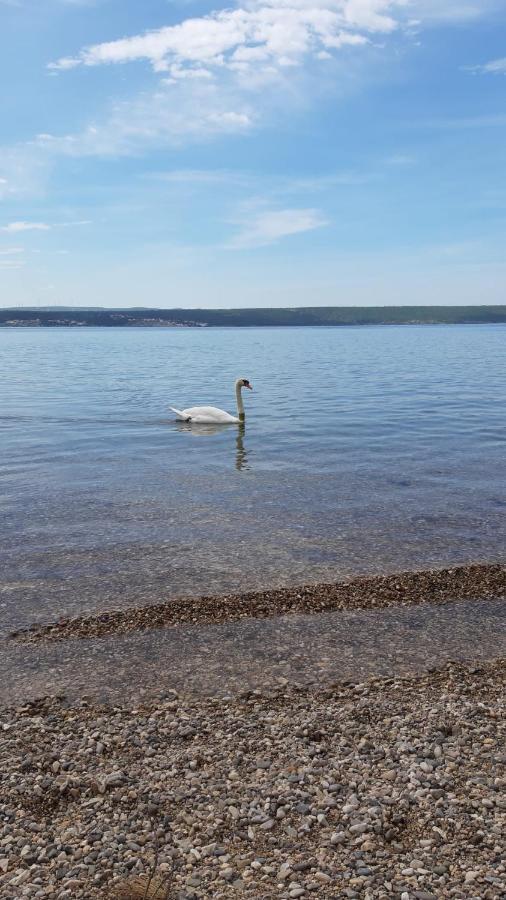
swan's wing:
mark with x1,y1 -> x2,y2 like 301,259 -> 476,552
181,406 -> 239,424
169,406 -> 191,421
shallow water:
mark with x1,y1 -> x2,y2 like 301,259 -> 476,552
2,599 -> 504,703
1,324 -> 505,632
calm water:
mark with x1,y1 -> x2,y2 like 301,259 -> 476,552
1,324 -> 505,632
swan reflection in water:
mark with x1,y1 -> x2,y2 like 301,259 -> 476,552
235,424 -> 249,472
174,421 -> 250,471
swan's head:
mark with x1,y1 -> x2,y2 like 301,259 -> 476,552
237,377 -> 253,390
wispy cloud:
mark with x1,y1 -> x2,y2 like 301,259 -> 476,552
466,57 -> 506,75
0,144 -> 51,199
422,114 -> 506,130
155,168 -> 237,183
35,79 -> 254,155
58,1 -> 103,6
1,219 -> 91,232
1,221 -> 51,232
384,153 -> 417,166
409,1 -> 502,24
0,258 -> 25,269
228,206 -> 328,248
152,167 -> 366,190
0,246 -> 24,254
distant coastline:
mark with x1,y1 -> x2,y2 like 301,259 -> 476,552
1,304 -> 506,328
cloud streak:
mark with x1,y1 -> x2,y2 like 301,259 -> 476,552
1,220 -> 92,232
1,221 -> 51,232
228,206 -> 328,248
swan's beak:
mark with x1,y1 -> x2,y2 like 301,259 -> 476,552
245,383 -> 253,390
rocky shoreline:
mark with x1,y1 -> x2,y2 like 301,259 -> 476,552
10,563 -> 506,645
1,658 -> 504,899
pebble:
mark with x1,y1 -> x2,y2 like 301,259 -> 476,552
0,658 -> 503,899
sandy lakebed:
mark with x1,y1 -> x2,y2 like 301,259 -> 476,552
0,564 -> 505,899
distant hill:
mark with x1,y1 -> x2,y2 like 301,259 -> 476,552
1,305 -> 506,327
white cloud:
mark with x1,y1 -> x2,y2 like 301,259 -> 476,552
48,0 -> 500,79
48,1 -> 407,77
0,246 -> 24,254
43,3 -> 409,157
466,57 -> 506,76
42,0 -> 501,159
0,0 -> 487,185
228,206 -> 328,248
49,56 -> 81,71
1,221 -> 51,232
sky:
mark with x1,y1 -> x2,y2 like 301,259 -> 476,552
0,0 -> 505,309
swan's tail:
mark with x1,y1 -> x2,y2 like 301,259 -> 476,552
169,406 -> 191,421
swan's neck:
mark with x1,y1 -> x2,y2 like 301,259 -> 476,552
235,382 -> 245,420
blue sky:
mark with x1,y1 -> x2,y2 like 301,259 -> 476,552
0,0 -> 505,308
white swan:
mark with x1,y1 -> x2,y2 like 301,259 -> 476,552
170,377 -> 252,424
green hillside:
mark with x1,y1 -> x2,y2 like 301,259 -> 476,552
1,305 -> 506,327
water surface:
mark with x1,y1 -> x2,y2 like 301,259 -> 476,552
1,324 -> 505,632
2,599 -> 504,703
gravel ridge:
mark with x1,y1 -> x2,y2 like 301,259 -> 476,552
1,659 -> 504,899
10,563 -> 506,645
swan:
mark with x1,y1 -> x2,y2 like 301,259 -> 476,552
170,377 -> 252,424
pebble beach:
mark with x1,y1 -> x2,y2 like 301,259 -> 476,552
1,566 -> 505,899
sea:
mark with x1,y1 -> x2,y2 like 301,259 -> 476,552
1,323 -> 505,636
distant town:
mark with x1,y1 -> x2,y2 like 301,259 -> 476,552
1,305 -> 506,328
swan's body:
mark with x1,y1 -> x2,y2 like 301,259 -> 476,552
171,405 -> 240,424
170,377 -> 252,424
